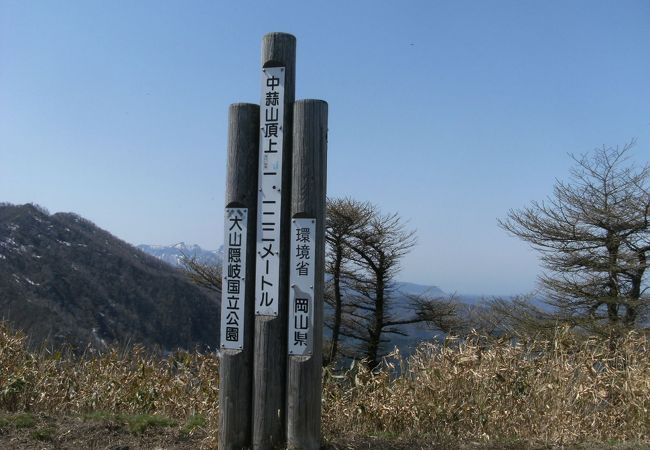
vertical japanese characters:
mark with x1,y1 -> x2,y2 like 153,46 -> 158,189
288,218 -> 316,355
255,67 -> 285,316
220,208 -> 248,349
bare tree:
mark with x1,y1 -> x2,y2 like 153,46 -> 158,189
335,208 -> 420,368
180,254 -> 222,293
408,292 -> 465,335
323,198 -> 374,364
499,141 -> 650,336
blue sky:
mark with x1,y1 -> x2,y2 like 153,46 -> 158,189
1,1 -> 649,295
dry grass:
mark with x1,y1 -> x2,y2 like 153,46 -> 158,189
0,322 -> 220,447
324,329 -> 650,447
2,322 -> 650,448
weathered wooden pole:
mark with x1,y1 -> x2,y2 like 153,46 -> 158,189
219,103 -> 259,450
286,100 -> 328,450
253,32 -> 296,449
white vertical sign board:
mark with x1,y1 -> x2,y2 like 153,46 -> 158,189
288,218 -> 316,356
255,66 -> 285,316
220,208 -> 248,350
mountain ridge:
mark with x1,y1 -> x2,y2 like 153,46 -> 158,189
137,242 -> 223,268
0,203 -> 220,351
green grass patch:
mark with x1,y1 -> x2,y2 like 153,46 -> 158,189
368,430 -> 400,440
13,413 -> 36,428
80,411 -> 177,434
0,412 -> 37,429
180,414 -> 205,437
30,426 -> 55,442
119,414 -> 177,434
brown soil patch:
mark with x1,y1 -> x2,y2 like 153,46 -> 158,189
0,412 -> 204,450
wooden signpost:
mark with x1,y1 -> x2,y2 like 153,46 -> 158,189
287,100 -> 328,449
219,33 -> 327,450
219,103 -> 259,450
253,33 -> 295,450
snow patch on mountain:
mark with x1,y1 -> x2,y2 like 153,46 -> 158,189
137,242 -> 223,268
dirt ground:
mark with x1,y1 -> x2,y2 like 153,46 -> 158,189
324,435 -> 650,450
1,412 -> 649,450
0,412 -> 204,450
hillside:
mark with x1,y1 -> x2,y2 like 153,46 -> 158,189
0,203 -> 219,351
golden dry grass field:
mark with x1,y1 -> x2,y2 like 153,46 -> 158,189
2,322 -> 650,449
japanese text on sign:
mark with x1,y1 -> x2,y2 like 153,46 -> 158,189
255,66 -> 285,316
288,218 -> 316,356
220,208 -> 248,350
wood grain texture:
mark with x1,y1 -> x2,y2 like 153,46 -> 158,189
219,103 -> 260,450
253,32 -> 297,450
287,100 -> 328,450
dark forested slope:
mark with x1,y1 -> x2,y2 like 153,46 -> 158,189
0,203 -> 219,350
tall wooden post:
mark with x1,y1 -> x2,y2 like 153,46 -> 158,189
253,32 -> 296,449
286,100 -> 328,450
219,103 -> 259,450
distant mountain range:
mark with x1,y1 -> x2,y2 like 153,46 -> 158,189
137,243 -> 223,268
0,203 -> 219,351
138,244 -> 448,297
